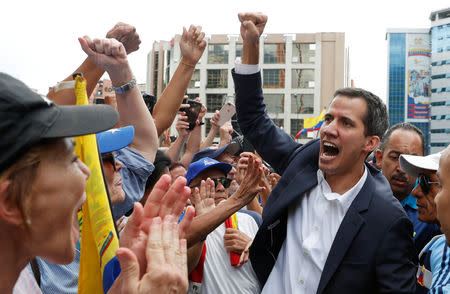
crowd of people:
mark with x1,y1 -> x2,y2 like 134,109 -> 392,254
1,12 -> 449,294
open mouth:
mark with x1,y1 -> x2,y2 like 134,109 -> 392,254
322,142 -> 339,158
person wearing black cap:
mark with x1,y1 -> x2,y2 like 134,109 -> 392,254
0,73 -> 194,293
0,72 -> 116,293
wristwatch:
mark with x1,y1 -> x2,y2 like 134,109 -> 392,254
113,78 -> 136,94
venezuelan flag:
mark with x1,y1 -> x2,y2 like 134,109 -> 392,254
74,76 -> 119,294
225,213 -> 240,266
296,109 -> 326,139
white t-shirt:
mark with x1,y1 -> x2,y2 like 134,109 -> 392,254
13,267 -> 42,294
193,212 -> 260,294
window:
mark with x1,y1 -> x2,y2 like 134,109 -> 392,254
292,69 -> 314,88
264,94 -> 284,113
264,44 -> 285,64
96,90 -> 102,97
206,94 -> 226,113
291,119 -> 306,138
236,44 -> 243,59
272,119 -> 284,129
292,43 -> 315,63
188,70 -> 200,88
263,69 -> 285,88
208,44 -> 229,64
207,69 -> 228,88
291,94 -> 314,114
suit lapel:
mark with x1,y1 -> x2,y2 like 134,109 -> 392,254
316,167 -> 375,294
262,140 -> 320,227
262,162 -> 317,227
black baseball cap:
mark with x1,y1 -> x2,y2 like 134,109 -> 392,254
0,73 -> 119,173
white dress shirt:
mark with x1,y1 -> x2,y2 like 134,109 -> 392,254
262,167 -> 368,293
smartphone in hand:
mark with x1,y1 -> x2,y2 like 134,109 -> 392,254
184,100 -> 202,130
217,102 -> 236,127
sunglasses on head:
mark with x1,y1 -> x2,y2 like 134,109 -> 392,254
101,152 -> 116,171
418,174 -> 439,194
191,177 -> 232,189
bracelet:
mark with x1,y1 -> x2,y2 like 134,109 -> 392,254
113,77 -> 136,94
180,60 -> 196,68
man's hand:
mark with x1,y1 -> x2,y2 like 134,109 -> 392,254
106,22 -> 141,54
196,97 -> 207,123
191,179 -> 215,216
78,36 -> 131,86
223,228 -> 252,255
109,216 -> 188,294
226,155 -> 264,206
175,114 -> 190,138
210,110 -> 220,130
268,172 -> 281,189
119,175 -> 195,278
180,25 -> 207,66
238,12 -> 267,65
238,13 -> 267,44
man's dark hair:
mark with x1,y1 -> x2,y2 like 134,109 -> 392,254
333,88 -> 389,139
379,122 -> 425,155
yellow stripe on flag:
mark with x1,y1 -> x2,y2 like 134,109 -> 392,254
303,109 -> 326,129
230,213 -> 238,230
74,76 -> 119,294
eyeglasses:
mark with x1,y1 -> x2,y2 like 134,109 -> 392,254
418,174 -> 439,194
190,177 -> 232,189
211,177 -> 232,189
101,152 -> 116,171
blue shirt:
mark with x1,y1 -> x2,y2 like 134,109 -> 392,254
27,241 -> 80,294
429,235 -> 450,293
401,194 -> 441,255
112,147 -> 154,220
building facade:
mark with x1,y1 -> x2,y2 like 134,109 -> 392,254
386,29 -> 432,153
148,33 -> 349,141
429,8 -> 450,153
386,7 -> 450,154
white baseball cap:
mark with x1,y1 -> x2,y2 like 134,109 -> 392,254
399,152 -> 442,177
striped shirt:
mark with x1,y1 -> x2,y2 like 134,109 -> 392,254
429,235 -> 450,294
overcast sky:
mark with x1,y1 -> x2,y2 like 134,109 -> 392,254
1,0 -> 448,101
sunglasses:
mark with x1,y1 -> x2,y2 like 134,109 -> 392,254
418,174 -> 439,194
191,177 -> 232,189
101,152 -> 116,171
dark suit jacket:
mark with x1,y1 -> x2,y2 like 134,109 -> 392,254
233,70 -> 417,294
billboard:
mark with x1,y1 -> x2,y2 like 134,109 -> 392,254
406,34 -> 431,120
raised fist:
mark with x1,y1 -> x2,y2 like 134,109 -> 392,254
238,13 -> 268,44
106,22 -> 141,54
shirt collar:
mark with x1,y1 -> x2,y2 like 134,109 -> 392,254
400,193 -> 418,210
317,165 -> 368,210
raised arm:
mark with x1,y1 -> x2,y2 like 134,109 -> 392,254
234,13 -> 299,174
49,23 -> 140,105
180,99 -> 206,167
200,110 -> 220,150
153,25 -> 206,136
79,36 -> 158,162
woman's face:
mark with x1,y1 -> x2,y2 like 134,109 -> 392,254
27,138 -> 90,264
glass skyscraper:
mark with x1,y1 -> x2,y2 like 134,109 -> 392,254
386,29 -> 431,154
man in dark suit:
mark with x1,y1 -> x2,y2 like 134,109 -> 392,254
233,12 -> 417,294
